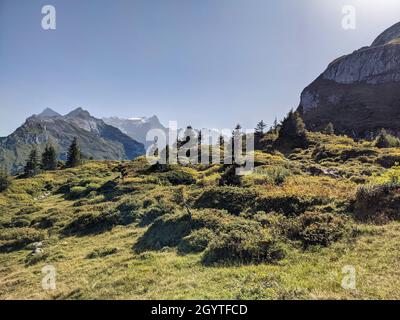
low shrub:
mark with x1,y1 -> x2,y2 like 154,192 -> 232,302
31,215 -> 58,229
287,211 -> 351,247
62,210 -> 135,236
134,213 -> 192,251
159,170 -> 196,185
8,217 -> 31,228
0,228 -> 44,252
135,208 -> 285,265
254,195 -> 322,216
218,165 -> 242,186
354,184 -> 400,222
16,206 -> 41,215
139,205 -> 170,226
372,165 -> 400,185
374,130 -> 400,148
376,155 -> 400,168
202,228 -> 285,265
86,247 -> 118,259
117,198 -> 142,213
178,228 -> 215,254
68,186 -> 88,199
263,166 -> 291,186
194,187 -> 258,215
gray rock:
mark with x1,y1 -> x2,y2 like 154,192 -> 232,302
298,22 -> 400,137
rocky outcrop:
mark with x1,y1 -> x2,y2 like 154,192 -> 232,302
298,22 -> 400,137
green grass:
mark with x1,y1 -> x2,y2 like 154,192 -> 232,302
1,133 -> 400,300
1,220 -> 400,299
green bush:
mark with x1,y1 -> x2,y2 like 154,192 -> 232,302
219,165 -> 242,186
254,195 -> 322,216
374,130 -> 400,148
68,186 -> 88,199
354,184 -> 400,222
117,198 -> 142,213
134,213 -> 192,251
8,217 -> 31,228
312,145 -> 378,163
0,228 -> 44,252
288,211 -> 351,247
256,166 -> 291,186
376,155 -> 400,168
86,247 -> 118,259
178,228 -> 215,254
202,228 -> 285,265
135,209 -> 238,252
139,205 -> 170,226
373,166 -> 400,185
159,170 -> 196,185
16,206 -> 41,215
194,186 -> 258,215
31,215 -> 57,229
135,208 -> 286,266
62,210 -> 134,236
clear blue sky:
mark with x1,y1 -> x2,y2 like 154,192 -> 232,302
1,0 -> 400,136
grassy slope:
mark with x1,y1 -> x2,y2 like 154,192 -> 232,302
1,133 -> 400,300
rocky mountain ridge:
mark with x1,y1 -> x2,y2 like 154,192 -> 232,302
299,22 -> 400,137
0,108 -> 145,173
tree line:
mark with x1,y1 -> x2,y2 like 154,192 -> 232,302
24,137 -> 82,178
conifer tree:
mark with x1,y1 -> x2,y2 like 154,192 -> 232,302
0,166 -> 11,192
276,110 -> 308,148
279,111 -> 306,138
42,144 -> 58,171
255,120 -> 267,148
231,124 -> 242,163
255,120 -> 267,136
271,117 -> 279,134
24,147 -> 40,177
66,137 -> 81,168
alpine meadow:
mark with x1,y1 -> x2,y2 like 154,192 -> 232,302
1,1 -> 400,302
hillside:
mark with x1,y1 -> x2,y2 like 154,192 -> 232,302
0,108 -> 145,173
298,22 -> 400,138
1,132 -> 400,299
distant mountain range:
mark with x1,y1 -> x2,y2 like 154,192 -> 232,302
103,116 -> 167,148
298,22 -> 400,138
0,108 -> 145,173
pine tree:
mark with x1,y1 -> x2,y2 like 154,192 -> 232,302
279,111 -> 306,138
66,137 -> 81,168
0,166 -> 11,192
323,122 -> 335,135
231,124 -> 242,163
276,110 -> 308,148
271,117 -> 279,134
255,120 -> 267,149
24,147 -> 40,177
42,144 -> 58,171
255,120 -> 267,136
